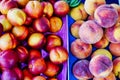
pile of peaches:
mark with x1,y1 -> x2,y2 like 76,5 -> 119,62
0,0 -> 70,80
70,0 -> 120,80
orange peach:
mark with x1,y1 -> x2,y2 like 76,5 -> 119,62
49,46 -> 68,64
93,35 -> 109,48
48,78 -> 58,80
7,8 -> 26,26
29,49 -> 42,60
23,69 -> 33,80
32,76 -> 46,80
71,39 -> 92,59
42,1 -> 53,18
33,16 -> 50,33
105,23 -> 120,43
28,33 -> 46,49
70,3 -> 88,20
0,0 -> 18,14
84,0 -> 106,15
113,57 -> 120,78
49,16 -> 62,33
70,20 -> 84,38
73,60 -> 93,80
28,58 -> 46,75
93,72 -> 116,80
109,43 -> 120,56
54,1 -> 69,17
44,61 -> 60,77
12,25 -> 29,40
79,20 -> 103,44
0,15 -> 12,31
91,49 -> 112,60
94,4 -> 118,28
89,55 -> 113,78
0,33 -> 17,50
14,0 -> 29,7
45,34 -> 62,52
25,1 -> 43,18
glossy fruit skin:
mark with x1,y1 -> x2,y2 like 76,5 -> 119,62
44,61 -> 60,77
45,34 -> 62,52
49,46 -> 68,64
1,69 -> 19,80
16,46 -> 29,62
0,33 -> 17,50
33,17 -> 50,33
0,50 -> 18,69
28,33 -> 46,49
54,1 -> 70,17
28,58 -> 46,75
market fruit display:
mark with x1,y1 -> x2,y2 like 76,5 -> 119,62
69,0 -> 120,80
0,0 -> 69,80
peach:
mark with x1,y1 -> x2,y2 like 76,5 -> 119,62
33,16 -> 50,33
23,69 -> 33,80
14,67 -> 23,80
91,49 -> 112,60
0,15 -> 12,31
72,60 -> 93,80
0,23 -> 3,36
93,72 -> 116,80
105,23 -> 120,43
49,16 -> 62,33
32,76 -> 46,80
42,1 -> 53,18
93,35 -> 109,48
71,39 -> 92,59
44,61 -> 60,77
16,46 -> 29,62
84,0 -> 106,15
111,4 -> 120,23
94,4 -> 118,28
0,50 -> 18,69
25,1 -> 43,18
0,0 -> 18,14
109,43 -> 120,56
70,3 -> 88,20
49,46 -> 68,64
113,57 -> 120,78
12,25 -> 29,40
70,20 -> 84,38
28,33 -> 46,49
54,1 -> 69,17
1,69 -> 19,80
14,0 -> 29,7
29,49 -> 42,60
7,8 -> 26,26
28,58 -> 46,75
0,33 -> 17,50
45,34 -> 62,52
89,55 -> 113,78
79,20 -> 103,44
48,78 -> 57,80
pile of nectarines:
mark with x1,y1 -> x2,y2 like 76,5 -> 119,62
0,0 -> 69,80
70,0 -> 120,80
